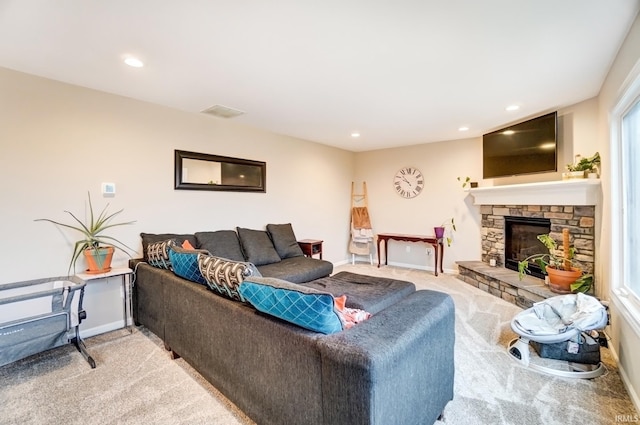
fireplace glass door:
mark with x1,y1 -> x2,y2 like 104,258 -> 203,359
504,216 -> 551,279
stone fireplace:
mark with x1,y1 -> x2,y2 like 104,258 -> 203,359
482,204 -> 595,275
457,179 -> 600,308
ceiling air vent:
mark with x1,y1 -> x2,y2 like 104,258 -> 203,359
201,104 -> 245,119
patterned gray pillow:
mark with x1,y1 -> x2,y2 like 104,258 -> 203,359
198,254 -> 262,302
140,233 -> 196,260
146,239 -> 177,269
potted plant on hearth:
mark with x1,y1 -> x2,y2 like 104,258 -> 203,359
434,217 -> 456,247
35,192 -> 136,275
517,228 -> 593,294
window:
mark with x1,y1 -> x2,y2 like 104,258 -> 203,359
621,101 -> 640,299
611,61 -> 640,328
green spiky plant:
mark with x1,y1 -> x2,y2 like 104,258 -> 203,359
35,192 -> 136,274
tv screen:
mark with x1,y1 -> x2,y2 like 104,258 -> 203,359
482,111 -> 557,179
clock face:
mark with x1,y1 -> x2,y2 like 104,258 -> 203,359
393,167 -> 424,198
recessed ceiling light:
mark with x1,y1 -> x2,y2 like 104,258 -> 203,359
201,104 -> 245,118
124,57 -> 144,68
351,132 -> 360,138
505,105 -> 520,111
458,126 -> 469,132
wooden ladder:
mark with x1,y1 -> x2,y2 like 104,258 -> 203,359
350,182 -> 373,265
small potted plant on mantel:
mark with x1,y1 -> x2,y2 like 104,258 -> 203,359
563,152 -> 601,180
457,176 -> 478,189
35,192 -> 136,275
517,228 -> 593,294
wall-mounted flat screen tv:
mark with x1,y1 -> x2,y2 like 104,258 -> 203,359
483,111 -> 557,179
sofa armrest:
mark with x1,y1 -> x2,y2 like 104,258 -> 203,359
317,290 -> 455,425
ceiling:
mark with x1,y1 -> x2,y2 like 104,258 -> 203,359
1,1 -> 638,152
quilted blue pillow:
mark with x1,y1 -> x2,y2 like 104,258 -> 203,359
168,246 -> 209,285
239,276 -> 343,334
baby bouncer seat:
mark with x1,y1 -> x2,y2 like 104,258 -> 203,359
508,293 -> 608,379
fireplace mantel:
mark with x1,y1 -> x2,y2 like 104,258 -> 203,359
469,179 -> 601,206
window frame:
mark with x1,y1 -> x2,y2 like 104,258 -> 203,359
610,59 -> 640,334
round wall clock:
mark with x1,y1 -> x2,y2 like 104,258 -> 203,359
393,166 -> 424,198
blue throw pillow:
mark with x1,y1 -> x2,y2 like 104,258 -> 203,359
239,276 -> 343,334
168,246 -> 209,285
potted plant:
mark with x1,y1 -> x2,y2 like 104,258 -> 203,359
457,176 -> 478,188
35,192 -> 136,275
564,152 -> 601,179
517,228 -> 592,294
434,218 -> 456,247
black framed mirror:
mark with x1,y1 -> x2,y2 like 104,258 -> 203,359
174,150 -> 266,192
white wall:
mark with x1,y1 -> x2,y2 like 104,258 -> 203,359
597,12 -> 640,412
0,67 -> 355,335
353,138 -> 482,271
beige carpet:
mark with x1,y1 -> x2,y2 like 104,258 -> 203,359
0,264 -> 637,425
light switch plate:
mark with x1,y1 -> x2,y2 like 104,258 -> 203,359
102,182 -> 116,197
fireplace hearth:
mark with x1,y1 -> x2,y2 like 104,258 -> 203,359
504,216 -> 551,279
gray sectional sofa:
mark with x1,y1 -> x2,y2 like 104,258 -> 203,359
140,223 -> 333,283
132,224 -> 456,425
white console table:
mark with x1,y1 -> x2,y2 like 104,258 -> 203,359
75,267 -> 133,336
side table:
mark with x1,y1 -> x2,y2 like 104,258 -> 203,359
75,267 -> 133,333
298,239 -> 323,259
376,233 -> 444,276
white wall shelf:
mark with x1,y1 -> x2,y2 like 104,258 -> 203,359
469,179 -> 601,206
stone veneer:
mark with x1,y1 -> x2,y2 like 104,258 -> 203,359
481,204 -> 595,274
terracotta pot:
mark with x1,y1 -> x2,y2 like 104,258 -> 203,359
83,246 -> 114,274
546,265 -> 582,294
434,226 -> 445,239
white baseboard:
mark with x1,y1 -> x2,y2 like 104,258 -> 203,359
617,361 -> 640,418
79,320 -> 125,339
336,258 -> 457,275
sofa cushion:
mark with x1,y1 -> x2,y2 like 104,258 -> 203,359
141,233 -> 197,260
146,238 -> 177,269
239,276 -> 343,334
257,256 -> 333,283
266,223 -> 304,259
236,227 -> 281,266
195,231 -> 245,262
198,254 -> 261,301
168,245 -> 209,285
302,271 -> 415,314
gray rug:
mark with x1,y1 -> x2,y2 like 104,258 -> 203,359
0,264 -> 637,425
